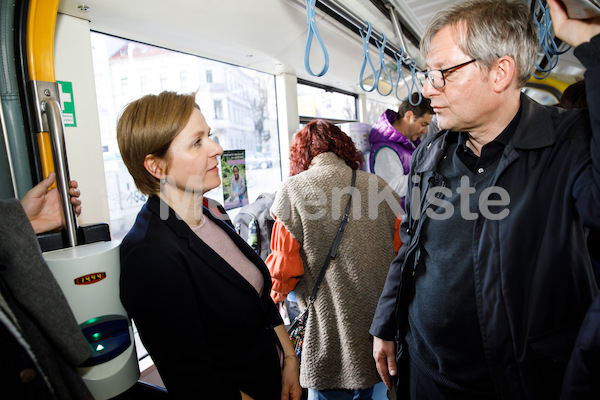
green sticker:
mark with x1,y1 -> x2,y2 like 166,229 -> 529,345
57,81 -> 77,127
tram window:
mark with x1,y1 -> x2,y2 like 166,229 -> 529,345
90,33 -> 282,239
366,98 -> 399,125
522,86 -> 561,106
297,80 -> 358,123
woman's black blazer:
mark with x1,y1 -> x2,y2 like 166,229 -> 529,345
120,195 -> 284,399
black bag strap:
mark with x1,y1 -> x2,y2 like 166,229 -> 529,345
307,169 -> 357,304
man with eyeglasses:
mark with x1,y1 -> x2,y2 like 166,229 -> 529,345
370,0 -> 600,399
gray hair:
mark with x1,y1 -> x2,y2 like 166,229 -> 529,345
420,0 -> 538,87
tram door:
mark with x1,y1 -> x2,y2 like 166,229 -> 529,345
2,1 -> 139,398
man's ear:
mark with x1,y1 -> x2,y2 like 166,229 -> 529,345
493,56 -> 516,93
403,110 -> 415,123
144,154 -> 165,180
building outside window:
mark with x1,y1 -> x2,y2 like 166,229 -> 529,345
159,73 -> 168,90
91,33 -> 281,239
297,80 -> 357,124
214,99 -> 223,120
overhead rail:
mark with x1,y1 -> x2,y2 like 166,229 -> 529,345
305,0 -> 423,102
359,24 -> 416,98
387,2 -> 411,62
385,1 -> 423,103
316,0 -> 415,68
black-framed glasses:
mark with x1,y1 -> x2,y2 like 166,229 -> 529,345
416,59 -> 478,89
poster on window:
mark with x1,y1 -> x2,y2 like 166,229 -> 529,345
222,150 -> 249,210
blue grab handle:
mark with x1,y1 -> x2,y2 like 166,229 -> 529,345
304,0 -> 330,77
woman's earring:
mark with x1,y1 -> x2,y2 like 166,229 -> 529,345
160,177 -> 167,184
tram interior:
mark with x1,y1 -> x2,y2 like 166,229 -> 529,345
0,0 -> 590,399
51,0 -> 585,237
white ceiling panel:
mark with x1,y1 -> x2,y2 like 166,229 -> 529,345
57,0 -> 583,101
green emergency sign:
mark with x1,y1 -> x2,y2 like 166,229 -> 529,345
57,80 -> 77,127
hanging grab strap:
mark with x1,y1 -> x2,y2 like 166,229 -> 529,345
406,59 -> 423,105
304,0 -> 329,77
375,33 -> 393,96
394,49 -> 410,102
533,0 -> 569,79
359,21 -> 377,92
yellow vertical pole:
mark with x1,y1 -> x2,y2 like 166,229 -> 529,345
26,0 -> 60,180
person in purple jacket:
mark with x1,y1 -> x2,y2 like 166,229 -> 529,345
369,93 -> 434,211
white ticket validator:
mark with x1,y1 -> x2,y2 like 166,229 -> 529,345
44,241 -> 139,400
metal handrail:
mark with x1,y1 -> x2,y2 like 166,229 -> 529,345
43,97 -> 78,247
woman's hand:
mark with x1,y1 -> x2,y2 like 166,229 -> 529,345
281,354 -> 302,400
274,324 -> 302,399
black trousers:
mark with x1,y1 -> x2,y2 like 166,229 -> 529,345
394,358 -> 496,400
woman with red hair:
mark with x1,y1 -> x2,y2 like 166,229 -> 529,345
266,119 -> 401,399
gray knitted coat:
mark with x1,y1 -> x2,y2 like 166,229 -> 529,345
0,199 -> 93,399
272,152 -> 400,390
